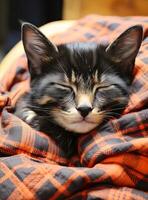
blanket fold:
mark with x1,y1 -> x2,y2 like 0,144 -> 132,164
0,15 -> 148,199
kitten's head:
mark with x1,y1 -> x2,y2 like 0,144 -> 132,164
22,23 -> 143,133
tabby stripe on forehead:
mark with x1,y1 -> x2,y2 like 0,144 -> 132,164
94,70 -> 99,83
64,74 -> 69,82
71,71 -> 76,83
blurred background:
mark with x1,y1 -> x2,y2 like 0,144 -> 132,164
0,0 -> 148,60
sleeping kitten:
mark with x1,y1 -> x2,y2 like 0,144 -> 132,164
15,23 -> 143,157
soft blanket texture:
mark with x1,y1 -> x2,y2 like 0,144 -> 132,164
0,15 -> 148,200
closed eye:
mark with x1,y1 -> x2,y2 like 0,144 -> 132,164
96,84 -> 127,96
49,82 -> 73,92
95,84 -> 116,92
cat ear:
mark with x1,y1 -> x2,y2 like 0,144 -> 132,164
106,25 -> 143,74
22,23 -> 58,78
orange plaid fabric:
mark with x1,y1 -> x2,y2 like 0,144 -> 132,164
0,15 -> 148,200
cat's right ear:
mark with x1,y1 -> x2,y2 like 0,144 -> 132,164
22,23 -> 58,79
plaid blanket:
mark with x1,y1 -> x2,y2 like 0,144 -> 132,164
0,15 -> 148,200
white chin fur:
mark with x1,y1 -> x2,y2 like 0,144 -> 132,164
63,121 -> 98,133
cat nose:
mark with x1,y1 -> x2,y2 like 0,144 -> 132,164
77,106 -> 92,118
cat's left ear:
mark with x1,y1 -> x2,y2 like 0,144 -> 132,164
22,23 -> 58,79
106,25 -> 143,74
